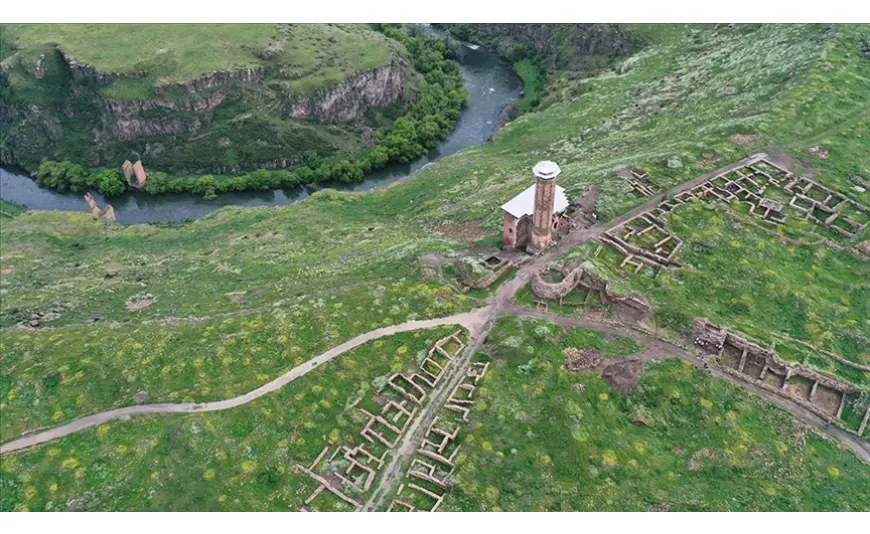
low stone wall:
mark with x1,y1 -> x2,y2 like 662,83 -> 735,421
530,263 -> 651,319
530,265 -> 581,300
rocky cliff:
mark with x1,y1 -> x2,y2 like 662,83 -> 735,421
288,56 -> 411,122
1,44 -> 415,172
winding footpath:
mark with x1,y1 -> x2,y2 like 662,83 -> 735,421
0,310 -> 489,454
3,149 -> 868,474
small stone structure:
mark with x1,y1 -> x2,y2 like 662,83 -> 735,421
122,160 -> 134,183
83,193 -> 116,222
453,254 -> 514,290
131,160 -> 147,189
122,160 -> 148,189
502,161 -> 569,252
693,318 -> 868,437
529,261 -> 652,321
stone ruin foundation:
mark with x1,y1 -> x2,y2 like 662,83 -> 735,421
693,318 -> 869,437
617,168 -> 660,198
453,254 -> 515,290
529,261 -> 652,322
296,329 -> 467,512
386,361 -> 490,512
602,155 -> 870,274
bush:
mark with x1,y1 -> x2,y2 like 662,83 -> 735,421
35,161 -> 90,193
94,169 -> 126,197
144,172 -> 169,195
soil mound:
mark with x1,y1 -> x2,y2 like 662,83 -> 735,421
602,358 -> 643,393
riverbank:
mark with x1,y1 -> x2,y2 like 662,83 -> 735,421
0,36 -> 521,224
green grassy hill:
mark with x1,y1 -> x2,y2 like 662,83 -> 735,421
0,24 -> 413,173
1,23 -> 868,511
2,24 -> 397,99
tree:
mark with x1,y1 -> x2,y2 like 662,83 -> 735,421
35,161 -> 90,193
144,172 -> 169,195
94,169 -> 126,197
193,174 -> 217,200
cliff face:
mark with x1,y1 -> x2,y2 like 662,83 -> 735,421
1,46 -> 414,172
446,24 -> 633,71
288,56 -> 410,122
101,93 -> 226,141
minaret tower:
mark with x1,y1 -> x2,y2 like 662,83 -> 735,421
528,160 -> 561,253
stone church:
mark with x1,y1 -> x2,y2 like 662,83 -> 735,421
501,161 -> 569,253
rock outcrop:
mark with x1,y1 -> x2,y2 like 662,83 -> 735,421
288,56 -> 411,122
1,27 -> 414,173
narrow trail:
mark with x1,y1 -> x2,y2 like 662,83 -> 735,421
0,310 -> 488,454
3,149 -> 867,480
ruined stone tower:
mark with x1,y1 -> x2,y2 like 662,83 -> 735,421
528,160 -> 561,253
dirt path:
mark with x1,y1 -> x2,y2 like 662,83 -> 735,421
0,309 -> 489,454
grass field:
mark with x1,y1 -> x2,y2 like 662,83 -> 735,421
0,191 -> 479,440
2,23 -> 870,511
439,317 -> 870,511
0,327 -> 459,511
0,199 -> 24,225
1,24 -> 396,97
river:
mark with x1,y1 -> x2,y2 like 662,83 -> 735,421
0,40 -> 520,224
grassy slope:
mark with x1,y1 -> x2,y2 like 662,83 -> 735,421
0,199 -> 24,225
0,327 -> 459,511
2,24 -> 395,98
0,193 -> 477,440
357,24 -> 867,229
588,201 -> 870,382
441,317 -> 870,512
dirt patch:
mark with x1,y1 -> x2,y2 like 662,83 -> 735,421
601,358 -> 643,394
419,253 -> 447,266
729,134 -> 762,145
434,222 -> 491,243
813,385 -> 842,417
616,301 -> 646,322
686,448 -> 716,471
228,292 -> 247,304
564,348 -> 603,372
693,152 -> 722,169
126,298 -> 154,311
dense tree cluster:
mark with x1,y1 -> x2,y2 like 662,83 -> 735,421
35,162 -> 127,197
35,161 -> 90,194
34,25 -> 468,199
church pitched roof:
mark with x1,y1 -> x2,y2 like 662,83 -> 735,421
501,183 -> 569,219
